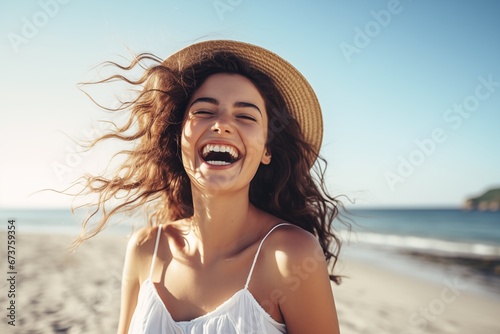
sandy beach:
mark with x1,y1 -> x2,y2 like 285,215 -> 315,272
334,250 -> 500,334
1,232 -> 499,334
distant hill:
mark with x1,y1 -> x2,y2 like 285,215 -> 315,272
464,188 -> 500,211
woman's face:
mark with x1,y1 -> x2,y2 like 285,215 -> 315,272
181,73 -> 271,194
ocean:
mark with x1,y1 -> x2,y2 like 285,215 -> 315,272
344,208 -> 500,258
1,208 -> 499,257
0,208 -> 134,236
341,208 -> 500,298
1,207 -> 500,297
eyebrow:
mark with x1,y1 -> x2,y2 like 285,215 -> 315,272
189,97 -> 262,114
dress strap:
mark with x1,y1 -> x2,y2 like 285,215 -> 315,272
244,223 -> 293,289
149,224 -> 163,280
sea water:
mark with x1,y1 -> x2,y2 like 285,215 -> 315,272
2,207 -> 499,297
340,209 -> 500,299
0,208 -> 134,235
344,209 -> 500,257
1,208 -> 499,256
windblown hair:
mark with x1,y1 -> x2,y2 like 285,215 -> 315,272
75,50 -> 345,283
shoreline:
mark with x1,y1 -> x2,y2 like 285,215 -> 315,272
340,241 -> 500,302
1,232 -> 499,333
401,249 -> 500,296
334,256 -> 500,333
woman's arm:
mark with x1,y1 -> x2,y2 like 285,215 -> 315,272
116,231 -> 144,334
274,228 -> 341,334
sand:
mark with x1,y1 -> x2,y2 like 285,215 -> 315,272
1,232 -> 499,334
0,232 -> 127,333
334,255 -> 500,333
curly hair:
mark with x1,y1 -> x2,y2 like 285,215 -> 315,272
74,50 -> 345,283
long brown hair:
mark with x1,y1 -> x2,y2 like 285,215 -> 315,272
74,50 -> 346,283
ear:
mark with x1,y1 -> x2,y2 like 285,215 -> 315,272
261,147 -> 272,165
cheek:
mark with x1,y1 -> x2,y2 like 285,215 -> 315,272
180,122 -> 196,162
182,120 -> 195,142
252,133 -> 268,154
245,129 -> 268,162
261,112 -> 270,141
253,120 -> 269,150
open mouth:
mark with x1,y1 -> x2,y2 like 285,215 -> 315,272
201,144 -> 240,166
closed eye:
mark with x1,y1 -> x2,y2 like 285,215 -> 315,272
236,114 -> 257,122
192,110 -> 214,116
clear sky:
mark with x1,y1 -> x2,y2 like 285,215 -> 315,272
1,0 -> 499,209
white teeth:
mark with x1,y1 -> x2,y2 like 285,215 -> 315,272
202,144 -> 239,160
229,147 -> 236,158
206,160 -> 230,166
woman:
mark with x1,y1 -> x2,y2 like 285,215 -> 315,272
76,40 -> 342,333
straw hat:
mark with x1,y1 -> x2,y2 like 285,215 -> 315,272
163,40 -> 323,157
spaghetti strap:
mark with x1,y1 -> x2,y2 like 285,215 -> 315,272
149,224 -> 163,280
244,223 -> 293,289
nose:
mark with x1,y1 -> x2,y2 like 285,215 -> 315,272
211,114 -> 233,134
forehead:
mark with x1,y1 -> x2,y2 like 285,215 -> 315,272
189,73 -> 266,106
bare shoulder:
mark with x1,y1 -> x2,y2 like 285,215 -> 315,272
118,225 -> 162,334
123,225 -> 163,282
126,225 -> 159,254
260,224 -> 340,333
262,224 -> 325,270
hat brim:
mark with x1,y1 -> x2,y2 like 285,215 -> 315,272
163,40 -> 323,158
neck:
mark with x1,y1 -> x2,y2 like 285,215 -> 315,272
185,186 -> 259,263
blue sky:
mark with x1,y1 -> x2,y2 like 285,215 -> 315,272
1,0 -> 499,208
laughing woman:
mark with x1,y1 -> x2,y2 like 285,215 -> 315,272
76,40 -> 343,334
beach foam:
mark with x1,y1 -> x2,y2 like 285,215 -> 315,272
346,231 -> 500,258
